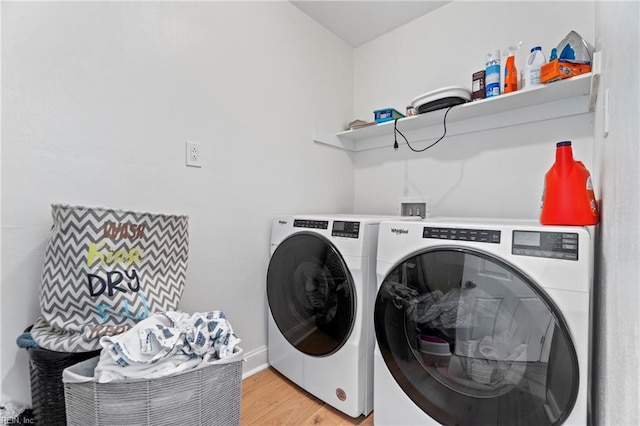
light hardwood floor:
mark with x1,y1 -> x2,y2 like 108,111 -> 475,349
240,367 -> 374,425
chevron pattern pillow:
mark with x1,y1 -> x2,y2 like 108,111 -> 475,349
30,204 -> 189,352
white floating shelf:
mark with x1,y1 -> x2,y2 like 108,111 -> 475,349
314,72 -> 596,152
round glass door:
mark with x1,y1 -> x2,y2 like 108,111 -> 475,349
267,233 -> 356,357
374,247 -> 579,425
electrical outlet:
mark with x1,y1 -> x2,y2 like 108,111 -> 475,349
185,141 -> 201,168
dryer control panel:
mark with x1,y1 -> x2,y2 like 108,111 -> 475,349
512,230 -> 579,261
293,219 -> 328,229
423,227 -> 501,243
332,221 -> 360,238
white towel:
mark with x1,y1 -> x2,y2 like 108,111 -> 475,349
94,311 -> 241,383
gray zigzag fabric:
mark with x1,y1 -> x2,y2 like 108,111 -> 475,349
30,204 -> 189,352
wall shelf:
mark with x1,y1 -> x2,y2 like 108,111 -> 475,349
314,72 -> 597,152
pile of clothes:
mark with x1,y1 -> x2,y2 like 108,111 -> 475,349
0,402 -> 34,424
94,310 -> 241,382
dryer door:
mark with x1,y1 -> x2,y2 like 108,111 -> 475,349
375,247 -> 579,425
267,233 -> 356,357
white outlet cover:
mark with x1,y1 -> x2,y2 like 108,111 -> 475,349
186,141 -> 201,168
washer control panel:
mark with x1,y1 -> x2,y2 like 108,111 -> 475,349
512,230 -> 579,261
423,227 -> 501,244
293,219 -> 328,230
332,221 -> 360,238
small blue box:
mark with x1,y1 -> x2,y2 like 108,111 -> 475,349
374,108 -> 405,123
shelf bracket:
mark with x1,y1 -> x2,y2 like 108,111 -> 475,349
589,51 -> 602,111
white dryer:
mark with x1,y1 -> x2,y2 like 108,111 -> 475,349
374,218 -> 592,425
267,214 -> 413,418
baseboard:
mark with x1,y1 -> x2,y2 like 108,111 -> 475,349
241,345 -> 269,379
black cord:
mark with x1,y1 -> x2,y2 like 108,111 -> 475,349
394,105 -> 455,152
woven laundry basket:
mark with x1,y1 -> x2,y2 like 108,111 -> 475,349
62,351 -> 243,426
27,345 -> 101,426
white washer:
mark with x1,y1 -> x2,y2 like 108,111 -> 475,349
267,214 -> 414,418
374,218 -> 592,425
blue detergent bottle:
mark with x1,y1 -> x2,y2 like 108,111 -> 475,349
485,50 -> 501,98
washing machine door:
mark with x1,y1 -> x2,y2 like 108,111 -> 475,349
375,247 -> 579,425
267,233 -> 356,357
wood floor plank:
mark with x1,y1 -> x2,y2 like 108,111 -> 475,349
241,367 -> 374,425
299,405 -> 372,426
241,368 -> 304,424
246,390 -> 324,425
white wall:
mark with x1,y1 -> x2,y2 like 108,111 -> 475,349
1,1 -> 354,404
352,1 -> 640,424
592,1 -> 640,424
3,2 -> 638,423
353,1 -> 596,219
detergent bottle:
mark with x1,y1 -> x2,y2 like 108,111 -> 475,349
521,46 -> 546,90
485,50 -> 501,98
503,42 -> 522,94
540,141 -> 600,225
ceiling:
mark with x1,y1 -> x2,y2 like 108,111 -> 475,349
290,1 -> 450,47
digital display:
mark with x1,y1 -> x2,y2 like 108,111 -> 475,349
514,231 -> 541,247
332,221 -> 360,238
512,230 -> 579,260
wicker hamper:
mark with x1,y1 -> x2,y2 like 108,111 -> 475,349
27,344 -> 101,426
62,352 -> 243,426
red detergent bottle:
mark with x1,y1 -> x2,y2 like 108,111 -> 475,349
540,141 -> 600,225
